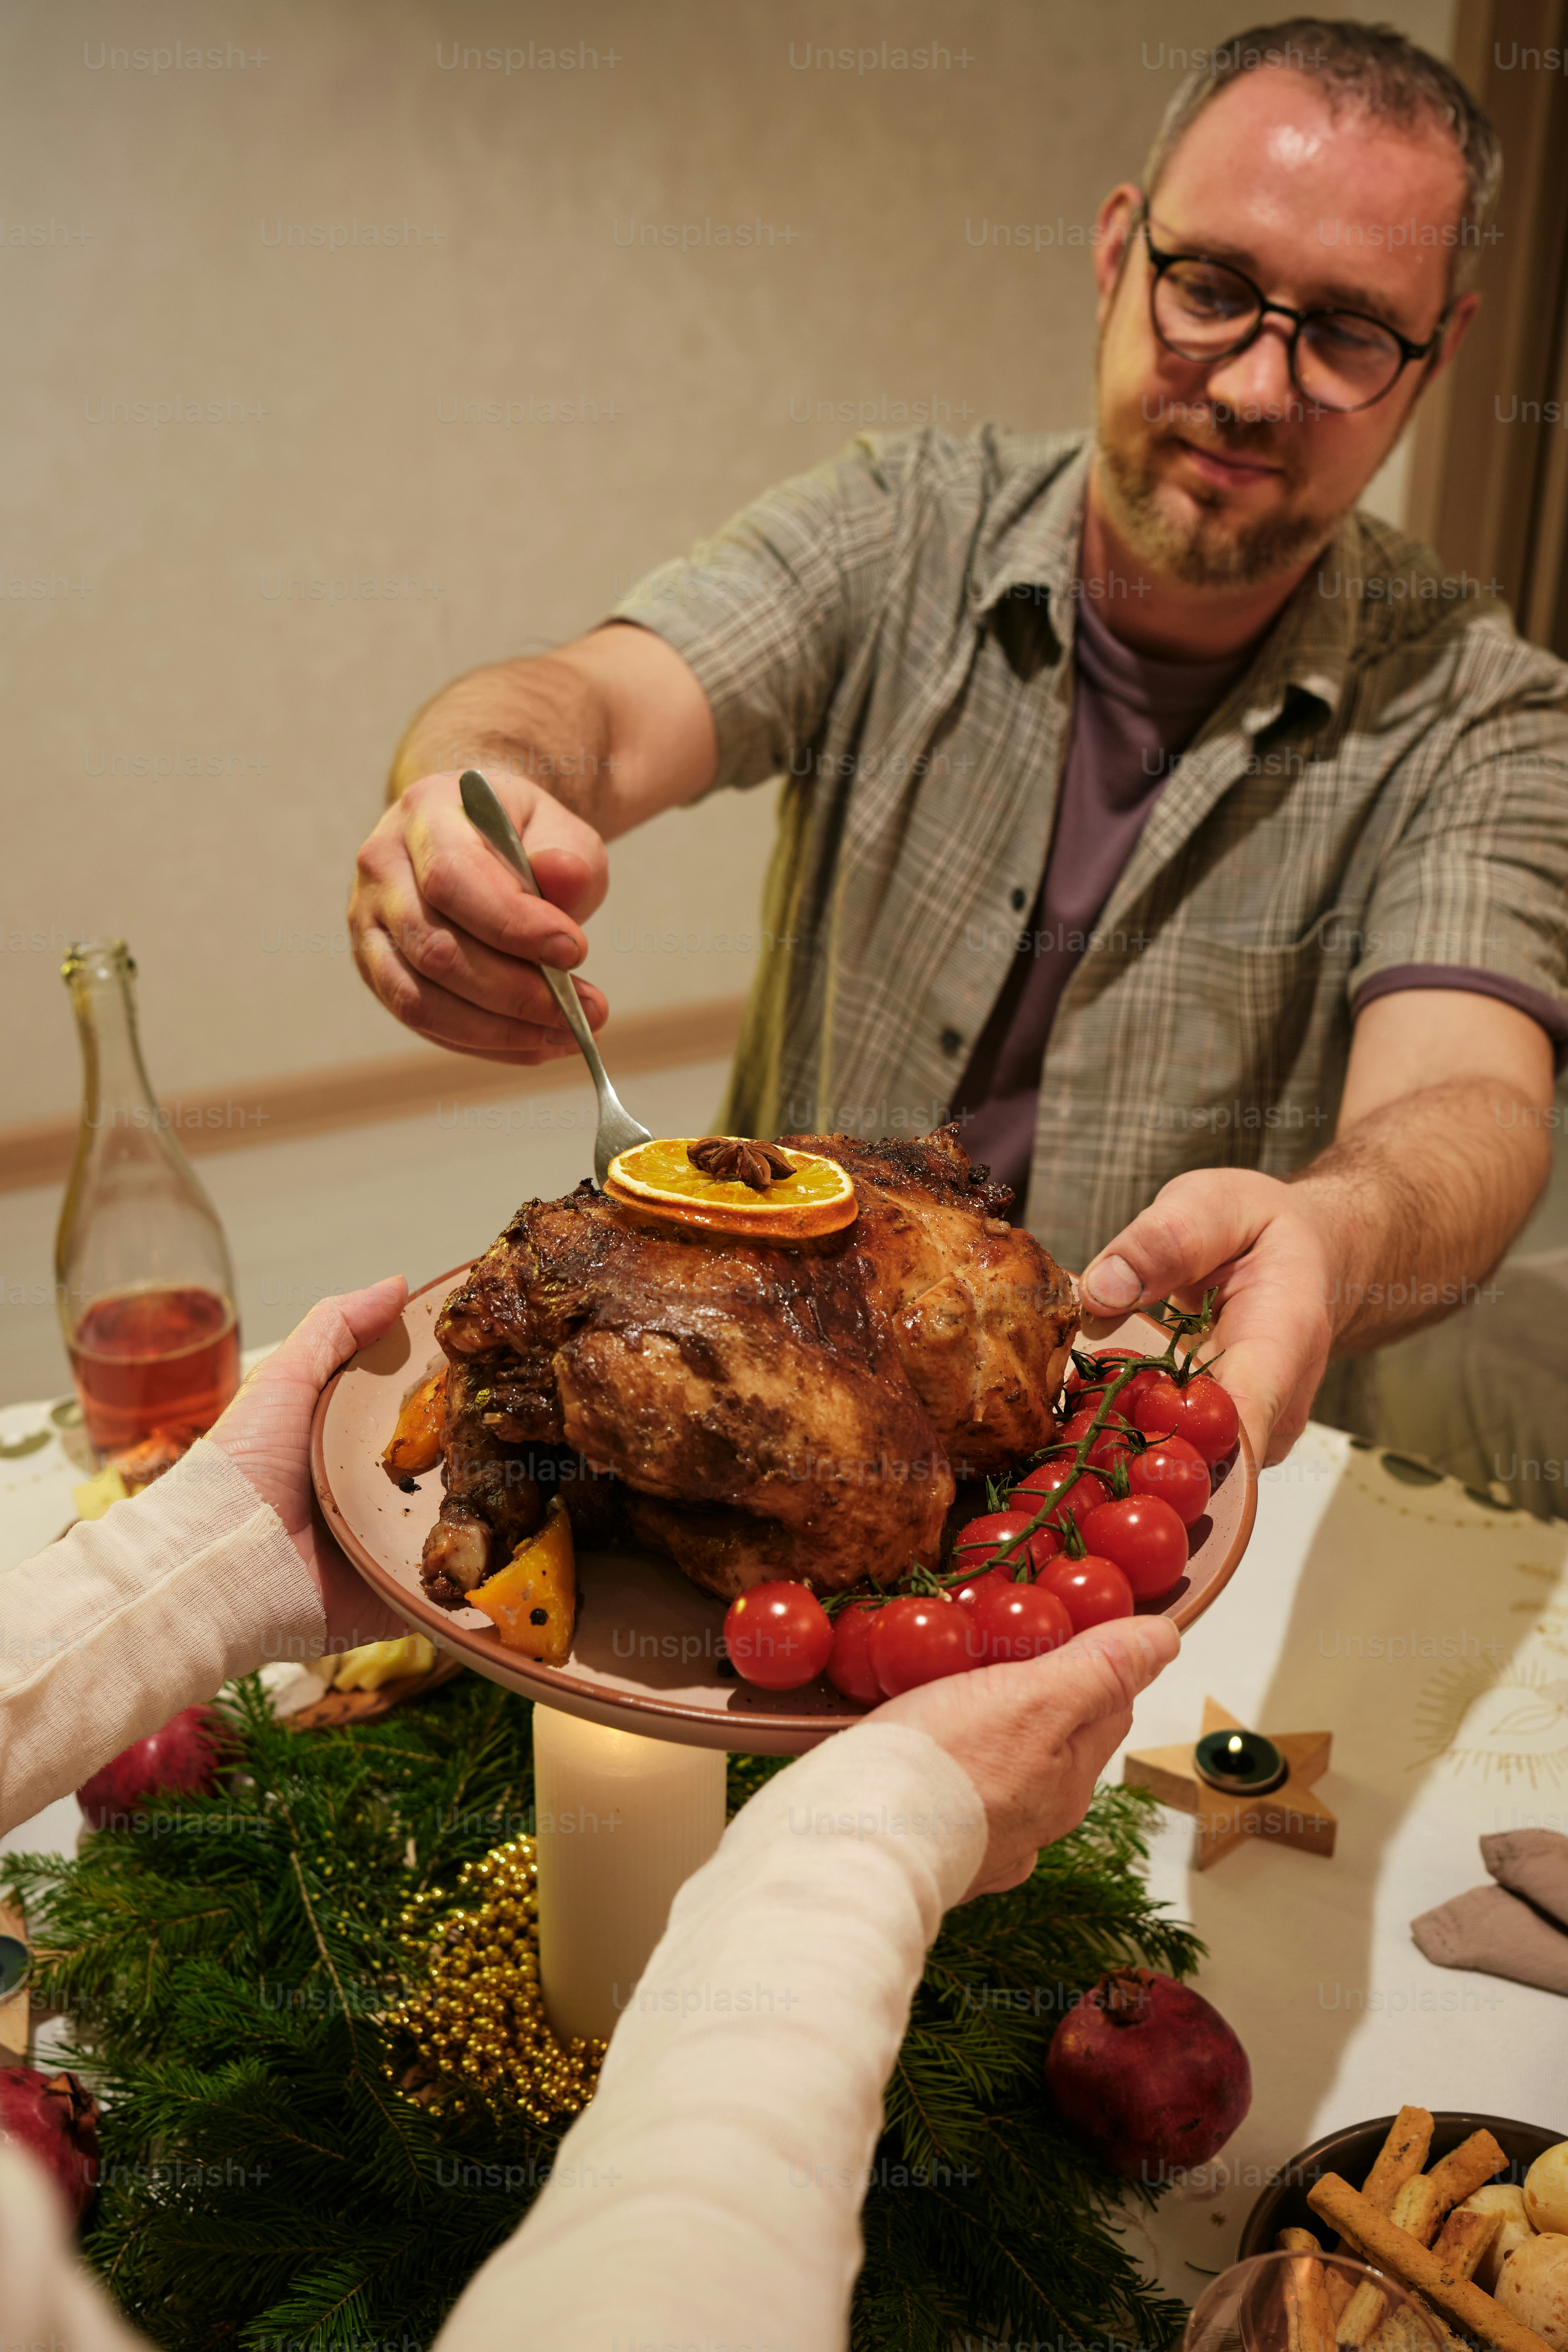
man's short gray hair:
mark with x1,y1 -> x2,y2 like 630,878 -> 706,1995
1142,18 -> 1502,296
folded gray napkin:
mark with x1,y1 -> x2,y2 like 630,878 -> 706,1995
1482,1827 -> 1568,1926
1411,1828 -> 1568,1995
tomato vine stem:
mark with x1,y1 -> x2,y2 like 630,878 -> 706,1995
821,1289 -> 1219,1615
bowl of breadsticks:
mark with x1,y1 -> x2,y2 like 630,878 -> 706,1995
1239,2107 -> 1568,2352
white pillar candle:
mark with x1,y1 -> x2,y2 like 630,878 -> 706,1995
533,1704 -> 728,2045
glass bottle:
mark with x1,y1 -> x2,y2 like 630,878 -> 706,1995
55,940 -> 240,1454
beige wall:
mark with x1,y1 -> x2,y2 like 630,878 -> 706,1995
2,0 -> 1451,1127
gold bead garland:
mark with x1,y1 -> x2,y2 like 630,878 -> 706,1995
383,1836 -> 603,2127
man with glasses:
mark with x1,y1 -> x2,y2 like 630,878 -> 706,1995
348,19 -> 1568,1475
1142,216 -> 1448,410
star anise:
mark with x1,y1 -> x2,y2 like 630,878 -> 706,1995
687,1135 -> 797,1191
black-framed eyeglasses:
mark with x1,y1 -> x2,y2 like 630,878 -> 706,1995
1140,215 -> 1447,414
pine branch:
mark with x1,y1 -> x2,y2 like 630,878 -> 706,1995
287,1851 -> 360,2056
4,1677 -> 1200,2352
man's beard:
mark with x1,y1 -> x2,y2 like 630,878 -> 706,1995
1096,400 -> 1343,589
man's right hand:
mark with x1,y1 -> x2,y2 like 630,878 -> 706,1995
351,626 -> 718,1061
349,768 -> 610,1065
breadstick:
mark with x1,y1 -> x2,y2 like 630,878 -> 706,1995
1364,2107 -> 1437,2213
1367,2307 -> 1439,2352
1372,2300 -> 1474,2352
1284,2250 -> 1340,2352
1358,2213 -> 1500,2352
1334,2107 -> 1435,2258
1432,2204 -> 1502,2279
1274,2223 -> 1352,2316
1427,2132 -> 1508,2216
1406,2288 -> 1480,2352
1335,2214 -> 1392,2345
1281,2249 -> 1353,2321
1390,2133 -> 1507,2250
1392,2173 -> 1442,2246
1339,2275 -> 1390,2347
1305,2174 -> 1552,2352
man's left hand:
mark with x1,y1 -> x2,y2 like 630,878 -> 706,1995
1079,1168 -> 1333,1467
1079,997 -> 1556,1468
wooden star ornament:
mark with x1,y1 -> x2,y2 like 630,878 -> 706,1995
0,1894 -> 28,2062
1122,1696 -> 1336,1870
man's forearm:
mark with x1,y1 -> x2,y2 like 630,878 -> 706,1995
1081,999 -> 1556,1464
388,652 -> 619,827
1290,1075 -> 1552,1353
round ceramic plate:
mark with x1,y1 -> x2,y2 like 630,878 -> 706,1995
310,1267 -> 1257,1756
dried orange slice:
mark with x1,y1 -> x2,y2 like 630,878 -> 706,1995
605,1136 -> 858,1240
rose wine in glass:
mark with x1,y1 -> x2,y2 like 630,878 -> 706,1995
55,942 -> 241,1456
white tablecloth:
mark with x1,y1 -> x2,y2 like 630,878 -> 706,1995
5,1390 -> 1568,2294
0,1393 -> 103,1580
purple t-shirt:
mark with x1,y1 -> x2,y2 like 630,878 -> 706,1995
952,596 -> 1253,1205
952,593 -> 1567,1216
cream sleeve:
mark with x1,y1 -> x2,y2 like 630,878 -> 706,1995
0,1446 -> 987,2352
0,1689 -> 983,2352
438,1719 -> 987,2352
0,2150 -> 150,2352
0,1437 -> 324,1834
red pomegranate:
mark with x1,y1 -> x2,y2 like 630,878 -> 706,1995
0,2066 -> 99,2217
1045,1967 -> 1251,2182
76,1704 -> 228,1830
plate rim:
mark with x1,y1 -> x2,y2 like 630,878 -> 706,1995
309,1265 -> 1258,1748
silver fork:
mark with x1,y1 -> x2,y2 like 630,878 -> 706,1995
459,768 -> 653,1185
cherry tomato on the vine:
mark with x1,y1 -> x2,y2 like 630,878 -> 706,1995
1060,1402 -> 1140,1475
1067,1348 -> 1142,1389
1130,1375 -> 1181,1440
1080,1496 -> 1189,1600
723,1581 -> 833,1690
825,1600 -> 882,1705
952,1510 -> 1061,1577
868,1595 -> 975,1696
1132,1370 -> 1239,1463
1068,1352 -> 1165,1414
969,1580 -> 1074,1664
1129,1435 -> 1211,1527
951,1562 -> 1015,1609
1037,1553 -> 1135,1632
1170,1372 -> 1241,1463
1011,1459 -> 1111,1533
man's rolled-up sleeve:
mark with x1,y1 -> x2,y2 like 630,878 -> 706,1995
607,436 -> 905,794
1348,690 -> 1568,1060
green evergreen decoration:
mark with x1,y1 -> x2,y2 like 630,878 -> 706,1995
4,1672 -> 1202,2352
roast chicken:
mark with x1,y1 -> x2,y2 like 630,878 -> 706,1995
419,1125 -> 1078,1605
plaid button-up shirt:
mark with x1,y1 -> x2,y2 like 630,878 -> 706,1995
612,427 -> 1568,1272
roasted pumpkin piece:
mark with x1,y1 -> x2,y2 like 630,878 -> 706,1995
469,1498 -> 576,1663
381,1364 -> 448,1480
